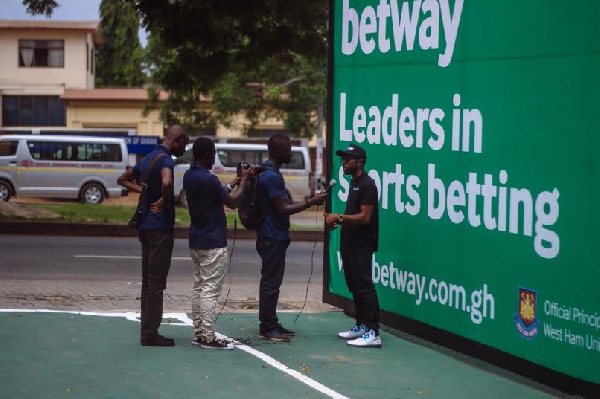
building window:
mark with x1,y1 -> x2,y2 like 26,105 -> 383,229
18,39 -> 64,68
2,96 -> 66,127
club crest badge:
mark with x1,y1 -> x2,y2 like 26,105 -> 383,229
515,287 -> 539,339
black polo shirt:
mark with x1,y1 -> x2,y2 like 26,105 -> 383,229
340,172 -> 379,253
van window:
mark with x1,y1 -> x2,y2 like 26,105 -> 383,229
27,141 -> 122,162
218,149 -> 261,167
0,140 -> 18,156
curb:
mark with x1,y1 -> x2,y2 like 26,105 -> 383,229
0,221 -> 324,242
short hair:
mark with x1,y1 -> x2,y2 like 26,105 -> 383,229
268,134 -> 290,155
192,137 -> 215,159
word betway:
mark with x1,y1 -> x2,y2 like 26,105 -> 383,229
341,0 -> 464,67
336,252 -> 495,325
337,164 -> 560,259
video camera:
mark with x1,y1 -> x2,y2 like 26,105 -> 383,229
236,161 -> 266,177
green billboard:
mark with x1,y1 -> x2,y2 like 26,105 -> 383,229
328,0 -> 599,385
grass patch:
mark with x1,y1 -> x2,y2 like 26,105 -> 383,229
2,203 -> 314,230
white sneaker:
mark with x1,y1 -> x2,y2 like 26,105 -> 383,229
347,329 -> 381,348
338,324 -> 366,339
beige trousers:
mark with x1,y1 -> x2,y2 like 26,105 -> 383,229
190,247 -> 228,342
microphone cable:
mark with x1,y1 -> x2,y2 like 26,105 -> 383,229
293,202 -> 322,327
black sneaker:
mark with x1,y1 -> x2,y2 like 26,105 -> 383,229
193,338 -> 234,350
259,328 -> 291,342
141,335 -> 175,347
276,324 -> 295,337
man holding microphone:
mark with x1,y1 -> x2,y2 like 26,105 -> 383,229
324,144 -> 381,348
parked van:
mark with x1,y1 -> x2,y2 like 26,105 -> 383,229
174,143 -> 313,207
0,135 -> 129,204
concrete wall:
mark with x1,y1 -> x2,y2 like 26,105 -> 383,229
0,29 -> 93,94
66,101 -> 164,136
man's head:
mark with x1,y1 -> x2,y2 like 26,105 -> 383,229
267,134 -> 292,165
336,144 -> 366,175
192,137 -> 216,169
163,125 -> 189,157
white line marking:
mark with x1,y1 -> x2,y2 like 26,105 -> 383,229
0,309 -> 349,399
75,255 -> 191,261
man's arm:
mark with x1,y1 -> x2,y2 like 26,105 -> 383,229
324,204 -> 374,228
160,167 -> 173,210
117,168 -> 142,193
271,191 -> 327,216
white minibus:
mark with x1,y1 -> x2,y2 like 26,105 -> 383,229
173,143 -> 313,207
0,135 -> 129,204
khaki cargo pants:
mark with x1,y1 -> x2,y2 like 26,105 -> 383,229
190,247 -> 228,342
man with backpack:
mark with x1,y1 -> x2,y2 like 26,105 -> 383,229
255,134 -> 328,342
184,137 -> 254,350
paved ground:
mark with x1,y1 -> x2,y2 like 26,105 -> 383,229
0,199 -> 574,398
0,310 -> 561,399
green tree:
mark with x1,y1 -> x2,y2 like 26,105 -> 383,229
95,0 -> 144,87
23,0 -> 328,138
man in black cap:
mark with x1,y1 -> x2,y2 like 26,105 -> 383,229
324,143 -> 381,348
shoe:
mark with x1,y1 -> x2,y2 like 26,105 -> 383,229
276,324 -> 295,337
259,328 -> 291,342
141,335 -> 175,347
193,338 -> 234,350
347,328 -> 381,348
338,324 -> 366,340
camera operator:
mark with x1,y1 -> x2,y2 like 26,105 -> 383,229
184,137 -> 253,350
256,134 -> 328,342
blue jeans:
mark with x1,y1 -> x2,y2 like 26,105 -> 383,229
138,230 -> 174,341
256,236 -> 290,333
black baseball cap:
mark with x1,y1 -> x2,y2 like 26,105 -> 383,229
336,144 -> 366,162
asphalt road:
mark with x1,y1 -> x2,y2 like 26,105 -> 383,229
0,235 -> 324,282
0,234 -> 333,312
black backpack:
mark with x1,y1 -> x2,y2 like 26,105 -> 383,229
237,166 -> 271,230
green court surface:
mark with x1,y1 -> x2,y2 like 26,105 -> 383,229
0,310 -> 558,399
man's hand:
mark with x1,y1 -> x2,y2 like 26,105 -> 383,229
150,197 -> 164,213
323,212 -> 339,229
240,165 -> 254,179
307,191 -> 328,207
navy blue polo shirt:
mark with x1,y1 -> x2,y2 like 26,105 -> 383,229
183,164 -> 228,249
257,161 -> 290,241
132,145 -> 175,231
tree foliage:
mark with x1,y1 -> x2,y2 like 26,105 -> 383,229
22,0 -> 58,17
95,0 -> 144,87
137,0 -> 328,137
23,0 -> 329,138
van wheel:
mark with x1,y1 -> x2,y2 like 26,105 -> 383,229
80,183 -> 105,204
179,190 -> 188,208
0,180 -> 13,202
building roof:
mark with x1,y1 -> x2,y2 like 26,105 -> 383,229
61,88 -> 170,102
0,20 -> 101,43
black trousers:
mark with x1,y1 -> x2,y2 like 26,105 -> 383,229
256,236 -> 290,333
341,249 -> 380,333
138,229 -> 174,341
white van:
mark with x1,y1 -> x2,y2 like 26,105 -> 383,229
0,135 -> 129,204
174,143 -> 313,207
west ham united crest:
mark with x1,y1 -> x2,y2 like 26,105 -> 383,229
515,287 -> 539,339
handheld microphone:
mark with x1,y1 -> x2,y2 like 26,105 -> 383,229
324,179 -> 337,193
